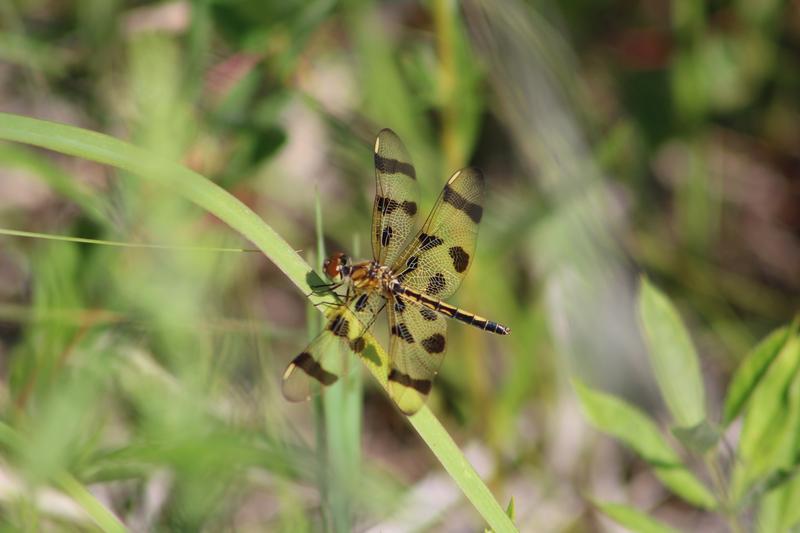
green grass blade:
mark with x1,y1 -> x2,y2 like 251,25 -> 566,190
55,472 -> 128,533
0,112 -> 517,533
409,408 -> 516,530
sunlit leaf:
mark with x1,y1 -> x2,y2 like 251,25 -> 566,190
593,500 -> 681,533
638,277 -> 706,427
506,496 -> 515,520
757,469 -> 800,533
723,325 -> 792,426
574,380 -> 715,508
733,336 -> 800,502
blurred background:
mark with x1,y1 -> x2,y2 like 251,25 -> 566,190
0,0 -> 798,530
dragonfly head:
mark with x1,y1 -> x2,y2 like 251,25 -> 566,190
323,252 -> 351,281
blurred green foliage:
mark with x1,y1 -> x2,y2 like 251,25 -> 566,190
0,0 -> 798,530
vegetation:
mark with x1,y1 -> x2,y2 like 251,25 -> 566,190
0,0 -> 797,530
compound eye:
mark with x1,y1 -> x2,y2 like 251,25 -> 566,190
323,254 -> 341,279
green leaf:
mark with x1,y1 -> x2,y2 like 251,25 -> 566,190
757,469 -> 800,532
733,336 -> 800,502
593,501 -> 681,533
671,420 -> 720,454
506,496 -> 515,520
723,325 -> 792,426
740,466 -> 800,510
574,380 -> 716,508
638,277 -> 706,427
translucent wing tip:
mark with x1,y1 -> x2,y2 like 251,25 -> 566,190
375,128 -> 403,152
281,361 -> 311,402
281,351 -> 338,402
377,127 -> 399,138
448,166 -> 484,185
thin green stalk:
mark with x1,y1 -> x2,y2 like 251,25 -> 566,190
705,455 -> 744,533
0,112 -> 517,532
311,192 -> 332,532
306,249 -> 330,533
434,0 -> 459,171
55,473 -> 127,533
315,191 -> 362,532
0,227 -> 256,253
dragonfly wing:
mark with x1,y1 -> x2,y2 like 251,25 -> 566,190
386,293 -> 448,415
372,129 -> 421,267
282,328 -> 344,402
282,291 -> 386,402
392,168 -> 484,299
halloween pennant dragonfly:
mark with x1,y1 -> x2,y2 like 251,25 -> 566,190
282,129 -> 510,415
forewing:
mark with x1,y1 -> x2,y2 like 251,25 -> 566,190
386,294 -> 448,415
392,168 -> 484,300
282,291 -> 386,402
372,129 -> 420,266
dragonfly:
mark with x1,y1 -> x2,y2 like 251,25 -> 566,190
282,129 -> 510,415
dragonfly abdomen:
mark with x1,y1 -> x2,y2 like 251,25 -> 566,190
393,285 -> 511,335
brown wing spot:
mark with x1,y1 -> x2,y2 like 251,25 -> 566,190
293,352 -> 338,385
443,185 -> 483,223
402,201 -> 418,215
421,333 -> 446,354
377,196 -> 399,215
448,246 -> 470,273
418,232 -> 444,251
350,337 -> 366,353
381,226 -> 393,247
328,315 -> 350,338
393,296 -> 406,313
426,272 -> 447,295
354,293 -> 369,312
377,197 -> 415,218
419,307 -> 438,321
375,153 -> 416,179
396,255 -> 419,281
388,368 -> 432,394
390,323 -> 414,344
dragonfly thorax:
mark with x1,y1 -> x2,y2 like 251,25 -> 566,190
346,259 -> 393,292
